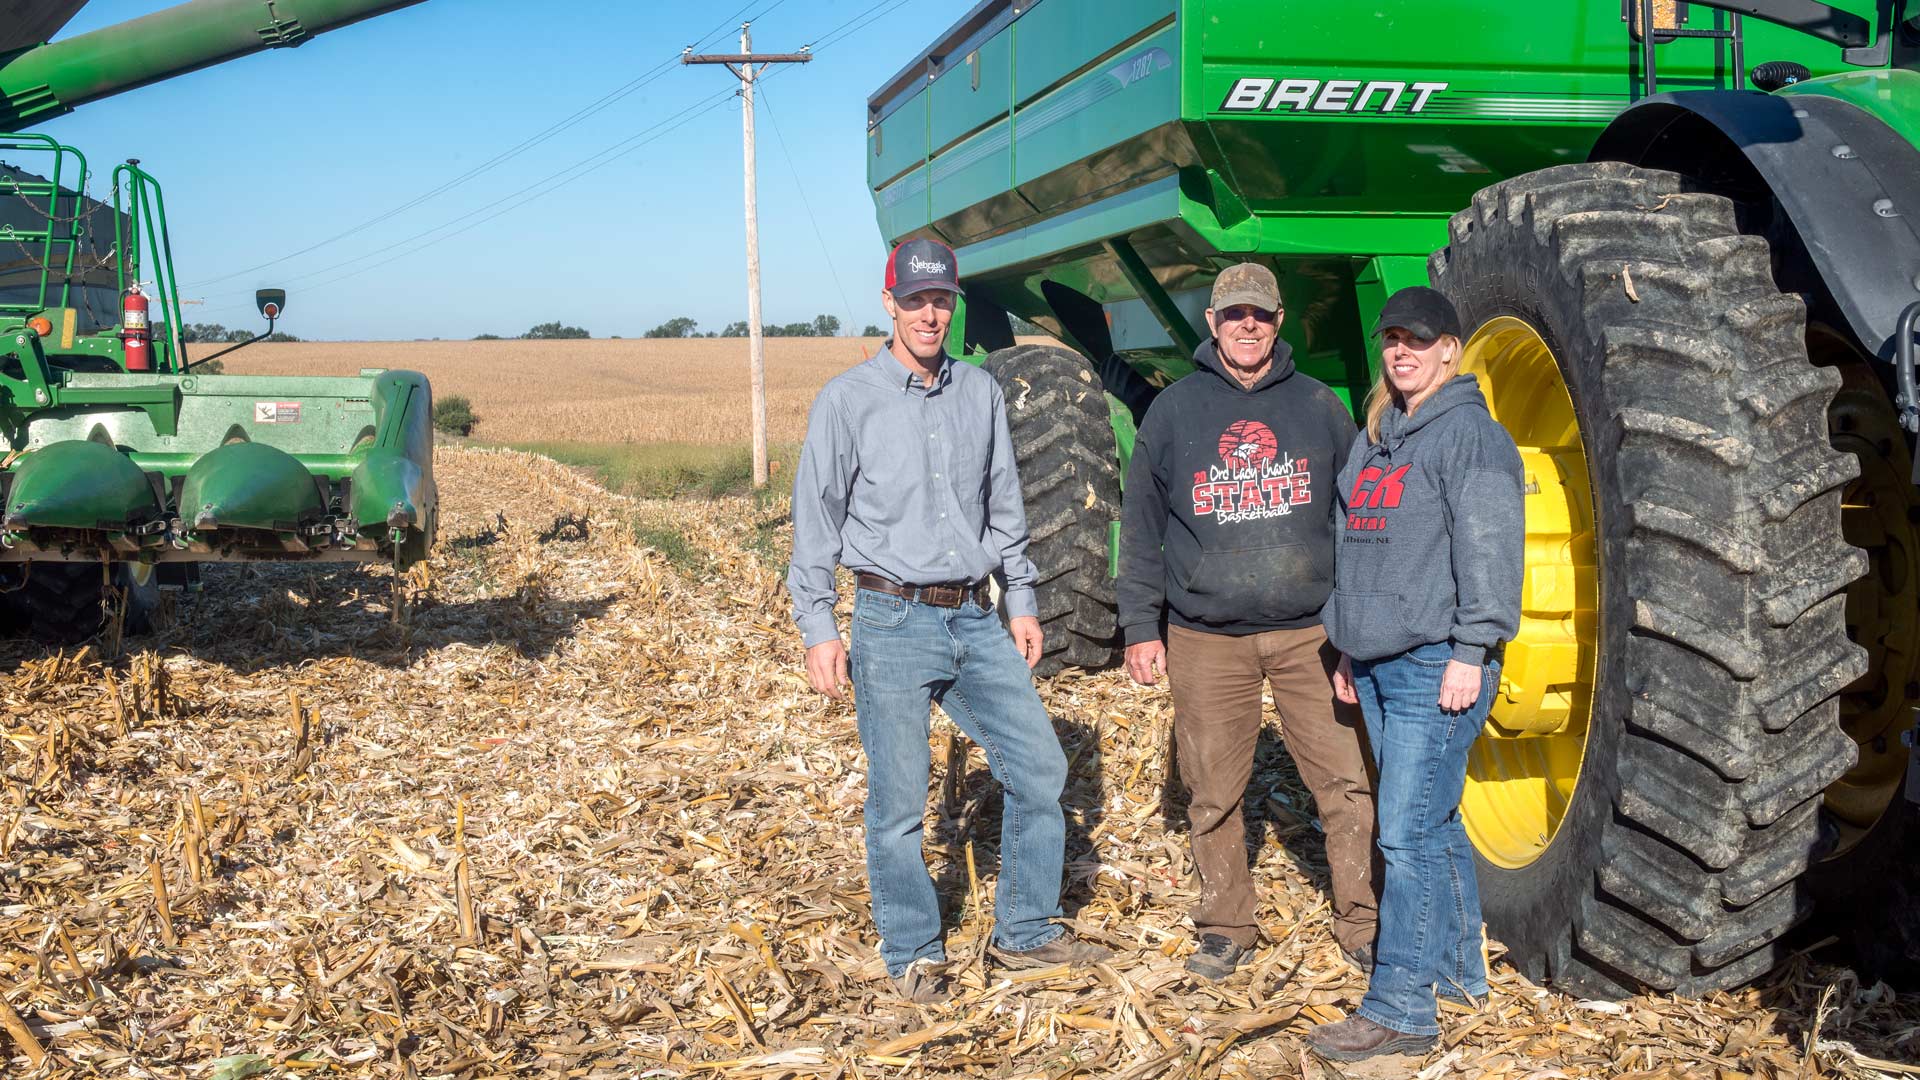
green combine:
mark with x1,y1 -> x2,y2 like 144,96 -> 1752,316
0,0 -> 433,639
871,1 -> 1920,993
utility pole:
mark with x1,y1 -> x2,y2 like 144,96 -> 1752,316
684,26 -> 810,488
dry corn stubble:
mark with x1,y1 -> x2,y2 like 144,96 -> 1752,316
0,445 -> 1914,1078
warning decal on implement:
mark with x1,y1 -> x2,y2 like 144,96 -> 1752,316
254,402 -> 302,423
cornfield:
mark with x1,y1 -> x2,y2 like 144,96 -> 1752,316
2,446 -> 1917,1078
200,338 -> 886,446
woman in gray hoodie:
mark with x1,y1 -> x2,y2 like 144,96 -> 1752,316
1306,287 -> 1524,1063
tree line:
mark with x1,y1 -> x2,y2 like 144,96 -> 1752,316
465,313 -> 1047,342
179,323 -> 301,343
641,315 -> 850,339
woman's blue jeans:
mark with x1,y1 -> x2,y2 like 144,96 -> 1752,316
848,588 -> 1069,977
1351,641 -> 1499,1036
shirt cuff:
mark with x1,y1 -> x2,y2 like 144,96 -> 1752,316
1121,620 -> 1162,646
798,610 -> 842,650
1450,640 -> 1487,666
1001,585 -> 1038,622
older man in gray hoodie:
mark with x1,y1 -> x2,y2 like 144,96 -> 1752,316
1118,263 -> 1379,982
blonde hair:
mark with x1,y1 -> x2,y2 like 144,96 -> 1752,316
1364,333 -> 1463,444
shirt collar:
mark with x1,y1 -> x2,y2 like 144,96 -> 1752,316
871,340 -> 951,392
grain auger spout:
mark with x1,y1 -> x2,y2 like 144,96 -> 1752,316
0,0 -> 429,129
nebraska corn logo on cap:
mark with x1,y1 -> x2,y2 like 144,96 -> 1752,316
884,238 -> 963,298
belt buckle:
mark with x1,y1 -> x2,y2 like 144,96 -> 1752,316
929,584 -> 960,607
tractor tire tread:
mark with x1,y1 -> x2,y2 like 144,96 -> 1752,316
1432,161 -> 1864,996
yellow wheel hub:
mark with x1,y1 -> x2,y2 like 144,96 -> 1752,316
1455,317 -> 1600,870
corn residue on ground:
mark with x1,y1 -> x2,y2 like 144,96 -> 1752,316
2,447 -> 1917,1078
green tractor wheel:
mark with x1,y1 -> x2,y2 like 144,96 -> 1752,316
981,344 -> 1122,676
1432,162 -> 1864,996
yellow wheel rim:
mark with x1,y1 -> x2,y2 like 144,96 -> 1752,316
1825,361 -> 1920,853
1455,317 -> 1600,870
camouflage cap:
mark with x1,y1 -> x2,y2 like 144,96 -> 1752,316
1210,262 -> 1281,313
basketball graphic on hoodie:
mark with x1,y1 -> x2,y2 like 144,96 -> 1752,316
1116,333 -> 1362,643
1217,420 -> 1279,471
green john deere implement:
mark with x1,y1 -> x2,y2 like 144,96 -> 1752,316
0,0 -> 432,638
0,136 -> 434,636
873,1 -> 1920,994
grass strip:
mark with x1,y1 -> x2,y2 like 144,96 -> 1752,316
508,440 -> 798,500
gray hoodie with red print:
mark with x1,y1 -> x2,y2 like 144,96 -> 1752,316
1322,374 -> 1524,665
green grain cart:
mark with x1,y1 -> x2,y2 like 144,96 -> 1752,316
871,0 -> 1920,993
0,0 -> 433,638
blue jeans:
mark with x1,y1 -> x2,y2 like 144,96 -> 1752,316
1351,641 -> 1498,1037
848,587 -> 1069,976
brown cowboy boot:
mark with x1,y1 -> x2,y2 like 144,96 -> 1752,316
1306,1015 -> 1436,1062
988,928 -> 1111,970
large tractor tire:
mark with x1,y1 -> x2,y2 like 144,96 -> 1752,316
1431,162 -> 1865,997
10,562 -> 158,645
982,344 -> 1121,676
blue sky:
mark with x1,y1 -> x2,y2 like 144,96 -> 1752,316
35,0 -> 955,340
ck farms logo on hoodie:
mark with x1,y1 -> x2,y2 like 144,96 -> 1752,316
1191,420 -> 1311,523
1345,463 -> 1413,534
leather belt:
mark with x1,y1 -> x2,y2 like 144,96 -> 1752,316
856,573 -> 992,610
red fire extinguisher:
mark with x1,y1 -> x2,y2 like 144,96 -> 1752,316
121,283 -> 151,372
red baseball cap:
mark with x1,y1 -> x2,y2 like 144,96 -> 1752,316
884,238 -> 964,297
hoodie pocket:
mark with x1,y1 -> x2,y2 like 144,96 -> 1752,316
1178,543 -> 1331,625
1323,591 -> 1425,660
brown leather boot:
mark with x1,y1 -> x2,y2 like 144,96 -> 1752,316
1305,1015 -> 1436,1062
988,928 -> 1112,970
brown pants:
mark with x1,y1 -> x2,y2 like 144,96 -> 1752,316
1168,622 -> 1379,952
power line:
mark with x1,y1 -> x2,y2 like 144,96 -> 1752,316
185,6 -> 780,289
279,92 -> 740,300
193,0 -> 916,313
804,0 -> 920,53
758,83 -> 855,336
202,87 -> 737,299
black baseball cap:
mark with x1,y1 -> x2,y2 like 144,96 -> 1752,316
884,238 -> 964,298
1372,286 -> 1463,340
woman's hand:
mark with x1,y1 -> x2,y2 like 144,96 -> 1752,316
1438,659 -> 1482,712
1332,653 -> 1358,704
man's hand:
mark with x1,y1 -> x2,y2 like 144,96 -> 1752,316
1009,615 -> 1044,669
1125,640 -> 1168,685
1333,653 -> 1359,705
1438,659 -> 1482,712
805,639 -> 850,700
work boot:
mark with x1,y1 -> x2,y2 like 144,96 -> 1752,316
1184,934 -> 1249,982
1305,1015 -> 1436,1062
888,957 -> 952,1004
989,929 -> 1111,970
1341,943 -> 1374,973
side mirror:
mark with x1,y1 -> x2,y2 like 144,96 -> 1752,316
255,288 -> 286,321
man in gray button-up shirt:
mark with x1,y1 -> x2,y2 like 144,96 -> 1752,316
787,238 -> 1105,1003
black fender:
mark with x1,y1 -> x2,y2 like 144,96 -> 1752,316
1591,90 -> 1920,366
